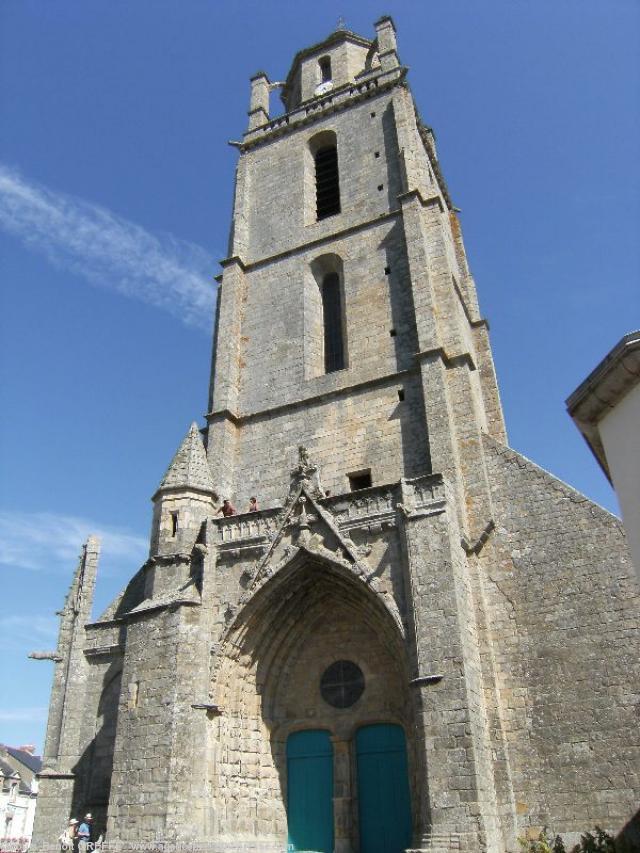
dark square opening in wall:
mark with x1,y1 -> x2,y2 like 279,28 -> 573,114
348,470 -> 372,491
374,151 -> 380,158
398,389 -> 405,402
384,265 -> 391,275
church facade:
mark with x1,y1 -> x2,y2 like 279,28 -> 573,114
31,18 -> 640,853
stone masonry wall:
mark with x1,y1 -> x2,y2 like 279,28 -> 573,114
481,435 -> 640,844
244,93 -> 404,263
228,377 -> 428,508
106,611 -> 180,841
399,490 -> 505,851
208,81 -> 448,509
236,220 -> 417,412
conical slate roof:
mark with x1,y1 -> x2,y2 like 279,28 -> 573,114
157,422 -> 215,494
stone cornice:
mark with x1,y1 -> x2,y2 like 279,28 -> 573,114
125,596 -> 201,620
415,346 -> 477,372
206,407 -> 241,426
398,188 -> 445,213
242,66 -> 406,151
84,644 -> 123,659
151,483 -> 217,503
470,318 -> 489,330
217,192 -> 451,283
147,552 -> 193,566
207,367 -> 414,427
85,616 -> 127,629
37,769 -> 75,780
218,206 -> 401,275
219,255 -> 246,271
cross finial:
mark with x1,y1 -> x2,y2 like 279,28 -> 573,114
337,15 -> 346,31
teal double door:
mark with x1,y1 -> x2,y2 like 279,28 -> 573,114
355,724 -> 412,853
286,724 -> 412,853
287,729 -> 334,853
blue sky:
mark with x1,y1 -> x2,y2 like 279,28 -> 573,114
1,1 -> 638,751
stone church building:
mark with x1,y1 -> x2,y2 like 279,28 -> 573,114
31,17 -> 640,853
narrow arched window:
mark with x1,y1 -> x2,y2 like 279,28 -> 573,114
322,272 -> 345,372
306,252 -> 347,379
319,56 -> 332,83
315,145 -> 340,220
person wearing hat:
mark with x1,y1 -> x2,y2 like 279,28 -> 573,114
77,814 -> 93,853
58,818 -> 78,852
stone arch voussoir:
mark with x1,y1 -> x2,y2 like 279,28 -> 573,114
211,547 -> 405,700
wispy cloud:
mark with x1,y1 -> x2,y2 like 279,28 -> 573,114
0,615 -> 58,640
0,510 -> 148,575
0,707 -> 48,723
0,615 -> 58,656
0,164 -> 216,330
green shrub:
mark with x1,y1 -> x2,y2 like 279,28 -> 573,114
518,828 -> 566,853
575,827 -> 616,853
518,826 -> 616,853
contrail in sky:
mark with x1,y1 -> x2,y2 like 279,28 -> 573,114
0,509 -> 148,574
0,164 -> 216,330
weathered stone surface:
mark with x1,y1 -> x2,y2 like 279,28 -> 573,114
31,17 -> 640,853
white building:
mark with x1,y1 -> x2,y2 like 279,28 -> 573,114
0,747 -> 41,851
567,331 -> 640,580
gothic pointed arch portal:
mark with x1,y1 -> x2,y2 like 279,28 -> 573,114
208,551 -> 416,850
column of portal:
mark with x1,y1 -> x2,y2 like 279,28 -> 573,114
331,735 -> 354,853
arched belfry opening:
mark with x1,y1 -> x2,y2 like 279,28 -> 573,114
305,252 -> 348,378
364,40 -> 381,71
307,129 -> 341,222
208,553 -> 416,850
318,55 -> 332,83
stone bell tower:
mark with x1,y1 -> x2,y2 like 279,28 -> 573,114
203,14 -> 512,851
31,15 -> 640,853
207,16 -> 504,540
199,15 -> 639,852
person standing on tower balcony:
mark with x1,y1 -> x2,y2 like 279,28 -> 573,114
217,499 -> 237,516
248,496 -> 258,512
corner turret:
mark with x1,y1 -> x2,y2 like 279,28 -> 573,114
248,71 -> 271,130
373,15 -> 399,71
150,422 -> 217,557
